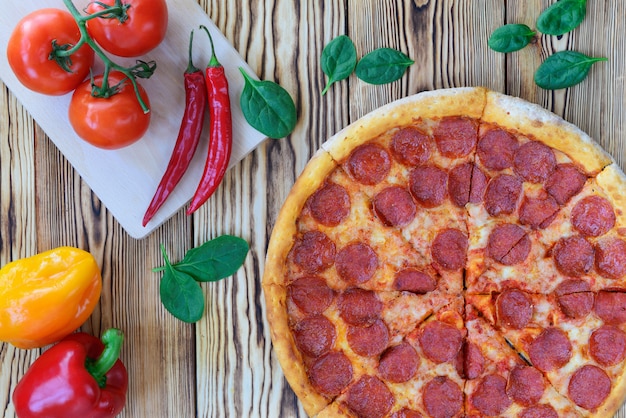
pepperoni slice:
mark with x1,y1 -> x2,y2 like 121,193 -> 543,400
456,341 -> 485,380
518,194 -> 559,229
555,278 -> 591,295
487,223 -> 531,265
308,351 -> 353,397
347,319 -> 389,357
448,162 -> 488,207
506,366 -> 546,407
559,292 -> 595,319
432,116 -> 478,158
291,231 -> 336,273
288,276 -> 334,315
336,242 -> 378,284
471,374 -> 512,416
571,195 -> 615,237
409,165 -> 448,208
528,327 -> 572,372
393,268 -> 437,294
390,408 -> 423,418
595,237 -> 626,280
484,174 -> 522,217
378,342 -> 420,383
552,235 -> 594,277
594,291 -> 626,325
555,279 -> 594,319
345,375 -> 394,418
589,325 -> 626,366
339,288 -> 382,326
477,128 -> 518,170
545,163 -> 587,205
292,315 -> 336,358
431,228 -> 468,271
347,143 -> 391,185
309,182 -> 350,226
519,404 -> 559,418
568,365 -> 611,410
422,376 -> 463,418
390,126 -> 431,166
419,320 -> 463,363
513,141 -> 556,183
372,186 -> 417,227
496,289 -> 533,329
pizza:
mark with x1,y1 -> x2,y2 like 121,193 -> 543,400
262,87 -> 626,418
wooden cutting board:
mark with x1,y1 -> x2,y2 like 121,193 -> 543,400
0,0 -> 267,239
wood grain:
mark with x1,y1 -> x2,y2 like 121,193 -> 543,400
1,1 -> 626,417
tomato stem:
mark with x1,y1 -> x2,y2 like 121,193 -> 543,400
60,0 -> 153,114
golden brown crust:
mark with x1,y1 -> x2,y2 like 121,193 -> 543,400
322,87 -> 488,162
262,149 -> 337,287
482,91 -> 612,175
596,164 -> 626,229
598,367 -> 626,418
262,149 -> 340,416
263,284 -> 330,416
314,401 -> 353,418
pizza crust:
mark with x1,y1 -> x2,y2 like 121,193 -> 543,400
596,163 -> 626,229
262,149 -> 340,415
322,87 -> 487,162
598,365 -> 626,417
263,148 -> 337,287
482,91 -> 612,175
263,284 -> 330,416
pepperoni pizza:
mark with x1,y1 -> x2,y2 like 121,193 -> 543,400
262,87 -> 626,417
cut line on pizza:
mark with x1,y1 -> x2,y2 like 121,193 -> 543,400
262,87 -> 626,417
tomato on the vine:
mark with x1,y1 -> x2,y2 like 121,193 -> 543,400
69,71 -> 151,150
86,0 -> 168,58
6,8 -> 95,96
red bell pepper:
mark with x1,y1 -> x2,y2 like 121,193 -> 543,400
13,328 -> 128,418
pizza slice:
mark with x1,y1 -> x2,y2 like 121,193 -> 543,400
315,296 -> 466,418
464,303 -> 584,417
467,287 -> 626,416
263,280 -> 458,417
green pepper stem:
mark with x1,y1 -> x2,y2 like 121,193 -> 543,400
200,25 -> 221,68
186,30 -> 200,74
86,328 -> 124,388
60,0 -> 151,113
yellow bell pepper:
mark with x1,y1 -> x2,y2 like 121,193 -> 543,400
0,246 -> 102,349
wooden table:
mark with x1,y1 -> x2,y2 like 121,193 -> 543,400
1,1 -> 626,417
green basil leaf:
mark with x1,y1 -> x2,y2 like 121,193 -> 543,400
239,68 -> 297,139
158,244 -> 205,323
172,235 -> 249,282
355,48 -> 414,85
536,0 -> 587,36
488,24 -> 536,53
534,50 -> 607,90
321,35 -> 357,95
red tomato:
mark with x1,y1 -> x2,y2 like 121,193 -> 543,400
86,0 -> 168,57
6,8 -> 95,96
69,71 -> 151,150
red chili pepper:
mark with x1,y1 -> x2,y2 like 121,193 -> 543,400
186,25 -> 233,215
142,30 -> 207,226
12,328 -> 128,418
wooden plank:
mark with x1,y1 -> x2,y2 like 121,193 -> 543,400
194,0 -> 325,416
30,95 -> 198,417
0,80 -> 40,418
348,0 -> 505,121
